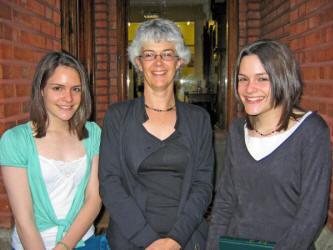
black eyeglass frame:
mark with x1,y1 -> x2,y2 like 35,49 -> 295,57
138,51 -> 179,61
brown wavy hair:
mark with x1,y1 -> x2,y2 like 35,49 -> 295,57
29,51 -> 92,140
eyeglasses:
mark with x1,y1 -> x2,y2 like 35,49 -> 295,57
139,51 -> 179,61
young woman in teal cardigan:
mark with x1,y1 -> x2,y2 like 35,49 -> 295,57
0,52 -> 107,250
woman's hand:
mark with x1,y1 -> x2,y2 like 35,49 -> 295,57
145,238 -> 181,250
53,242 -> 70,250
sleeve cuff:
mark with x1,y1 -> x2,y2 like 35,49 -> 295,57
130,224 -> 160,247
167,232 -> 186,248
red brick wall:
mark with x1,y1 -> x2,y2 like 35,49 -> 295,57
289,0 -> 333,230
239,0 -> 333,231
239,0 -> 261,48
0,0 -> 61,228
239,0 -> 249,48
239,0 -> 290,46
261,0 -> 290,43
94,0 -> 120,126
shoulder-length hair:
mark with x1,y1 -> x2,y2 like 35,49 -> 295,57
127,18 -> 191,71
234,39 -> 303,131
30,51 -> 91,140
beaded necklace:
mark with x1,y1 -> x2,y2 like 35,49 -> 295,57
254,127 -> 279,137
144,103 -> 175,112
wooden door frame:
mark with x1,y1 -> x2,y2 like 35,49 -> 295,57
116,0 -> 128,101
226,0 -> 239,128
61,0 -> 96,118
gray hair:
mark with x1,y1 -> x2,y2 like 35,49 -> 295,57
128,18 -> 191,71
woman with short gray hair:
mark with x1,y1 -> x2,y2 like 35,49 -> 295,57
99,18 -> 214,250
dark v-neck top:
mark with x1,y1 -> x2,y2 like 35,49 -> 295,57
207,112 -> 332,250
138,129 -> 189,236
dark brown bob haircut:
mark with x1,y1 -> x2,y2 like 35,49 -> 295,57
234,39 -> 303,131
30,51 -> 91,140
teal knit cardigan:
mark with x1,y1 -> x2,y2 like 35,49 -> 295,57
0,121 -> 101,247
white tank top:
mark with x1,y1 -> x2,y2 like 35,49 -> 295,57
12,155 -> 94,250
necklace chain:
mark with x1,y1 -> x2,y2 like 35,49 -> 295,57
145,103 -> 175,112
254,127 -> 279,137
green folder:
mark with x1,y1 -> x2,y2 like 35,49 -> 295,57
219,236 -> 275,250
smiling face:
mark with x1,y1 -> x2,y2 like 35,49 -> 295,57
135,41 -> 183,92
42,66 -> 82,125
237,55 -> 279,119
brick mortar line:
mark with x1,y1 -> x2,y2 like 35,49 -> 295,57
290,20 -> 333,38
289,2 -> 333,28
1,0 -> 60,21
0,40 -> 55,55
0,113 -> 29,123
0,59 -> 38,66
302,95 -> 333,104
0,212 -> 12,216
0,96 -> 29,104
0,194 -> 8,199
303,80 -> 333,85
300,61 -> 333,67
289,0 -> 333,21
0,79 -> 31,84
0,18 -> 61,41
290,39 -> 333,53
259,1 -> 289,20
17,0 -> 60,13
260,9 -> 290,27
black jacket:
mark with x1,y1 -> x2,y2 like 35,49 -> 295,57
99,96 -> 214,250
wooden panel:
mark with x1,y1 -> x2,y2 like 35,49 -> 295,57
61,0 -> 96,119
117,0 -> 128,101
226,0 -> 238,127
